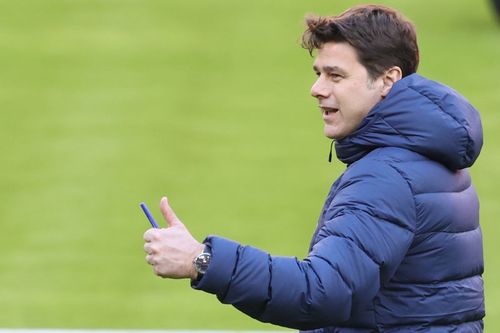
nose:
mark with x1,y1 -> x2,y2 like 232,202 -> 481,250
310,76 -> 329,99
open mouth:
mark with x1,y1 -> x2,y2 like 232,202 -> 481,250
321,107 -> 339,115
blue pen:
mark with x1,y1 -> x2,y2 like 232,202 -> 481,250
140,202 -> 159,228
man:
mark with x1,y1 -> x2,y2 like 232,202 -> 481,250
143,5 -> 485,332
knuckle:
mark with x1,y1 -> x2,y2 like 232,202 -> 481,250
153,265 -> 163,276
145,229 -> 163,240
145,254 -> 155,265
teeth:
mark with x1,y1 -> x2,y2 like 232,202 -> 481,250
323,108 -> 336,114
321,107 -> 338,114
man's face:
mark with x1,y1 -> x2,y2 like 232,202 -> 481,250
311,42 -> 386,140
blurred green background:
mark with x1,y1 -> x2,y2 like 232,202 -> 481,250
0,0 -> 499,331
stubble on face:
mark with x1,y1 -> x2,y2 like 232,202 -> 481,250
310,42 -> 385,140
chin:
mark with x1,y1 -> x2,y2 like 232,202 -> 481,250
324,129 -> 339,140
325,125 -> 349,140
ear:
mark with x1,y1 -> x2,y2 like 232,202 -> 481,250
381,66 -> 403,97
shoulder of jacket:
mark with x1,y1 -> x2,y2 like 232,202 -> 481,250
339,148 -> 417,196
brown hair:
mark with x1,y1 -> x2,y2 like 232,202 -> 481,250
302,5 -> 419,79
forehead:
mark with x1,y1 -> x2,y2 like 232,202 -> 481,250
313,41 -> 363,72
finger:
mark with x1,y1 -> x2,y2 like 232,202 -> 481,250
144,243 -> 152,254
145,254 -> 154,265
160,196 -> 182,227
143,229 -> 156,242
154,265 -> 166,277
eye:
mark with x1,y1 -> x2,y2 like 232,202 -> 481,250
314,71 -> 320,77
328,73 -> 343,81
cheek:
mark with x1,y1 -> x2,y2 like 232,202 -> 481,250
344,108 -> 369,131
350,88 -> 381,117
341,96 -> 378,130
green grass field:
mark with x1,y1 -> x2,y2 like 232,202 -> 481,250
0,0 -> 499,330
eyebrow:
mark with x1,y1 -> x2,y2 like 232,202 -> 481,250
312,65 -> 347,75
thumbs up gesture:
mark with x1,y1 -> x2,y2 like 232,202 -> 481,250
143,197 -> 205,279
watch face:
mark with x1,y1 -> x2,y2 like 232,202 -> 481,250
194,253 -> 211,274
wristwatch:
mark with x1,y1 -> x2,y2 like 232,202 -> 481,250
193,247 -> 212,276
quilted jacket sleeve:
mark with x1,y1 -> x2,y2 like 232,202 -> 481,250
192,160 -> 416,329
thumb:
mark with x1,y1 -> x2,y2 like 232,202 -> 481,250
160,197 -> 182,227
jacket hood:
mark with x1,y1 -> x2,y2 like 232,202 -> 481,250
335,74 -> 483,170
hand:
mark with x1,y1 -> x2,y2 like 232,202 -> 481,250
143,197 -> 205,279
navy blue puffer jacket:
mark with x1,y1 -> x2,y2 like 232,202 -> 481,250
192,74 -> 484,332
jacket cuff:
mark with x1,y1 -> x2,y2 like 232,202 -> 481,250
191,235 -> 240,295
